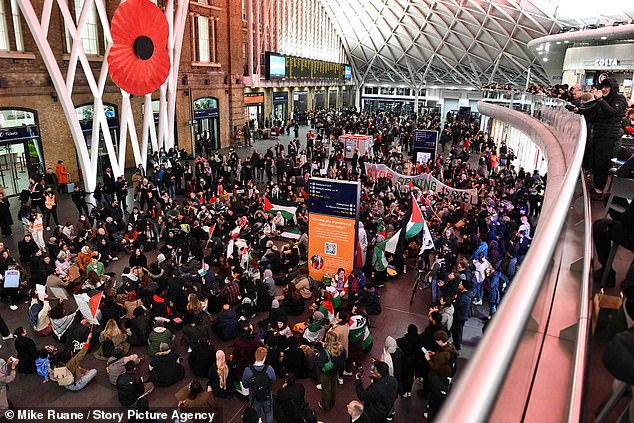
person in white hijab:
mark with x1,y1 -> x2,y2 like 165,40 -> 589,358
380,336 -> 405,396
358,222 -> 368,266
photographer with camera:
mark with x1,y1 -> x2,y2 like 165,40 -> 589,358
574,77 -> 628,200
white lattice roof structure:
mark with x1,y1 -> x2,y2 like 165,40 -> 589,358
320,0 -> 634,87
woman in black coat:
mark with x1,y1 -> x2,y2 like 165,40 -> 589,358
0,193 -> 12,236
13,327 -> 38,374
187,337 -> 216,378
281,336 -> 307,379
148,345 -> 185,387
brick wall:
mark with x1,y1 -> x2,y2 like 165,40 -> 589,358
0,0 -> 245,182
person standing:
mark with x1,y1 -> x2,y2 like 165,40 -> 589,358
242,347 -> 276,423
71,185 -> 90,218
0,357 -> 17,419
576,77 -> 628,200
346,400 -> 371,423
29,177 -> 46,216
44,189 -> 59,231
0,193 -> 12,236
28,211 -> 45,251
451,278 -> 472,351
275,373 -> 306,423
354,361 -> 398,423
13,327 -> 37,374
55,161 -> 69,193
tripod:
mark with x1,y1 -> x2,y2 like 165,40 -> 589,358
410,256 -> 431,304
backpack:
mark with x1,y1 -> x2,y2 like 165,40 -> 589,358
249,365 -> 272,402
52,366 -> 74,386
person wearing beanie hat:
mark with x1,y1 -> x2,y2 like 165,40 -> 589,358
241,346 -> 276,423
156,253 -> 166,265
271,299 -> 280,309
148,339 -> 184,388
575,76 -> 628,199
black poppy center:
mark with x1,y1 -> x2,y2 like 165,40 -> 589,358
133,36 -> 154,60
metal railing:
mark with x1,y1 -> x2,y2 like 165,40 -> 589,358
436,93 -> 588,423
567,172 -> 593,423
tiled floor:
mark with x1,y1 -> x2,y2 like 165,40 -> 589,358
0,127 -> 487,423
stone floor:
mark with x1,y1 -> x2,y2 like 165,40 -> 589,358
0,126 -> 488,423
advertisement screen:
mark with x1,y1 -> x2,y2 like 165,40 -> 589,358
344,65 -> 352,80
268,54 -> 286,79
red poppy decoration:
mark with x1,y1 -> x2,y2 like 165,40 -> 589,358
108,0 -> 170,96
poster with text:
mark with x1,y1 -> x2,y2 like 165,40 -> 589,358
308,178 -> 360,281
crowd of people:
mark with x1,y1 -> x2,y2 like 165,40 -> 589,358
0,105 -> 545,422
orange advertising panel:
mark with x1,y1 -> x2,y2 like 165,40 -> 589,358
307,214 -> 356,281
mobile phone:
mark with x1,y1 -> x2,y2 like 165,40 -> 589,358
421,347 -> 429,355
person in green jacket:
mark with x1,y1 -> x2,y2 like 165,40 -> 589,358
147,323 -> 176,357
86,256 -> 105,277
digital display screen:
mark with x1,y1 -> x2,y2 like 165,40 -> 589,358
344,66 -> 352,80
268,54 -> 286,79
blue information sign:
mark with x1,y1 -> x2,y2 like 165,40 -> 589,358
413,130 -> 438,161
308,178 -> 360,219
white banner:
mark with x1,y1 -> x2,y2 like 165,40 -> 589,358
365,163 -> 479,206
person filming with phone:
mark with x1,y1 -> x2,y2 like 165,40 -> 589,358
354,361 -> 398,423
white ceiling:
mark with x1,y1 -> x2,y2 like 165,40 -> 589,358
319,0 -> 634,87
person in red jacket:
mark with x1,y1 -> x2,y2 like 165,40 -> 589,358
55,160 -> 69,193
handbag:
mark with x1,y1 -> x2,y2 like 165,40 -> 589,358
52,366 -> 74,386
592,288 -> 623,337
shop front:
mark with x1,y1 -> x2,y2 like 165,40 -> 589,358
293,91 -> 308,114
313,90 -> 325,109
0,108 -> 45,196
244,92 -> 264,128
75,103 -> 119,178
562,43 -> 634,98
193,97 -> 220,150
328,90 -> 337,109
272,92 -> 288,122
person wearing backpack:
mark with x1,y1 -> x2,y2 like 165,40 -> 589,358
241,347 -> 276,423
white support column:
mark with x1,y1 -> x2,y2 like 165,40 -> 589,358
17,0 -> 188,190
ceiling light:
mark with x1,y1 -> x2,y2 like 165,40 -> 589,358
600,36 -> 607,40
564,40 -> 570,43
543,57 -> 549,62
538,51 -> 543,54
556,41 -> 561,44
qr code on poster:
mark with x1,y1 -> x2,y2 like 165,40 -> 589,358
325,242 -> 337,256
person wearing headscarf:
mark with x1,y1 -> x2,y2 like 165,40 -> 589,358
208,349 -> 231,398
380,336 -> 404,396
0,357 -> 17,418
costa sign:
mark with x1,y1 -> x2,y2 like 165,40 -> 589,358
594,58 -> 618,67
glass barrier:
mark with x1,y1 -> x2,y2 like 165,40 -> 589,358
436,91 -> 588,423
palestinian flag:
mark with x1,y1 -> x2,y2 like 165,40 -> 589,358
385,193 -> 424,254
263,197 -> 297,221
374,238 -> 389,272
74,292 -> 103,325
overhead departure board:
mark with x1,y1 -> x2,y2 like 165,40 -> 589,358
285,55 -> 349,81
